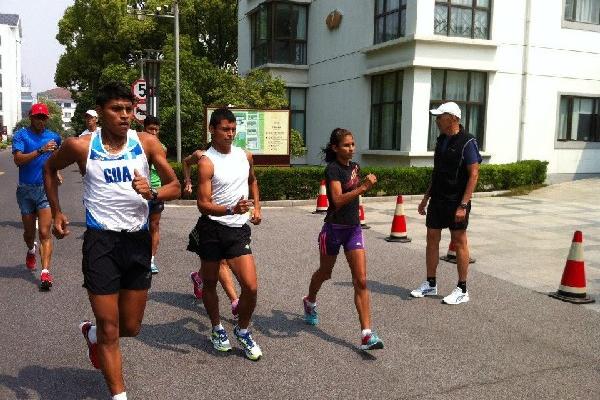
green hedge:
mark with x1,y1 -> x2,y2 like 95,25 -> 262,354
171,160 -> 548,201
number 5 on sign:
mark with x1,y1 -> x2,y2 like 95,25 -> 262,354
132,79 -> 147,101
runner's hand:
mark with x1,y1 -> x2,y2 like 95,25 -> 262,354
183,181 -> 193,196
132,169 -> 152,200
52,212 -> 70,239
250,207 -> 262,225
362,174 -> 377,192
42,140 -> 58,153
233,196 -> 254,214
418,198 -> 428,215
455,207 -> 466,223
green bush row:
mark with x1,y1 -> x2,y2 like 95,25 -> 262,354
171,160 -> 548,201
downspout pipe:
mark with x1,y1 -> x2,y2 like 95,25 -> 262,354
518,0 -> 532,161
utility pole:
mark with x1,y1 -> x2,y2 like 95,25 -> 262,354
174,0 -> 181,162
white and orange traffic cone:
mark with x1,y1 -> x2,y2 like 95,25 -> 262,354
385,195 -> 411,243
440,241 -> 475,264
549,231 -> 595,304
359,196 -> 370,229
313,180 -> 328,214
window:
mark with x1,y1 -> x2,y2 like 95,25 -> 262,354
64,112 -> 72,118
0,93 -> 3,111
374,0 -> 407,44
251,2 -> 307,67
64,102 -> 71,108
370,71 -> 403,150
0,73 -> 2,88
287,87 -> 306,143
429,69 -> 487,150
434,0 -> 491,39
565,0 -> 600,24
558,96 -> 600,141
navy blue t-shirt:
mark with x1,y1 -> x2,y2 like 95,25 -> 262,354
12,127 -> 62,185
439,135 -> 482,166
324,161 -> 361,225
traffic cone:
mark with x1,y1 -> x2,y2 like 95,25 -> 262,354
385,195 -> 411,243
549,231 -> 595,304
440,241 -> 476,264
313,180 -> 328,214
359,196 -> 370,229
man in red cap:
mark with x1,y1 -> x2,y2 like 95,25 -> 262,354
12,102 -> 62,290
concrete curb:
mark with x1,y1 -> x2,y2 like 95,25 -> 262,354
169,190 -> 510,207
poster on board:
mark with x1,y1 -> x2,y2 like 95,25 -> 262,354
206,108 -> 290,166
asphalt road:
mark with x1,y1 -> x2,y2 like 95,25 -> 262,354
1,149 -> 599,400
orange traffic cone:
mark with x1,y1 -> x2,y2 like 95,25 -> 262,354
359,196 -> 370,229
440,241 -> 476,264
313,180 -> 328,214
549,231 -> 595,304
385,195 -> 411,243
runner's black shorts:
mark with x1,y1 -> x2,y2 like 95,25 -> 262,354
426,200 -> 471,230
82,228 -> 152,294
187,216 -> 252,261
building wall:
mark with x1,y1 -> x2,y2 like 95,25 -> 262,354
0,20 -> 22,136
238,0 -> 600,174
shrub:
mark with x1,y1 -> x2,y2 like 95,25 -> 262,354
170,160 -> 548,201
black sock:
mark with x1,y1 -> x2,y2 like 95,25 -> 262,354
457,281 -> 467,293
427,277 -> 436,287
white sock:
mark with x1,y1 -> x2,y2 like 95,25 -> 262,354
112,392 -> 127,400
28,243 -> 37,254
151,255 -> 155,262
41,269 -> 49,274
304,298 -> 316,307
213,323 -> 224,332
88,326 -> 97,344
361,329 -> 372,338
237,328 -> 248,335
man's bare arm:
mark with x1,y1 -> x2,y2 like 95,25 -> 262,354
142,134 -> 181,201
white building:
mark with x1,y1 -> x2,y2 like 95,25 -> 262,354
38,87 -> 76,133
0,14 -> 22,137
237,0 -> 600,177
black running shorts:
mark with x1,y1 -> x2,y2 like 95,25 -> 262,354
82,229 -> 152,294
187,216 -> 252,261
426,200 -> 471,230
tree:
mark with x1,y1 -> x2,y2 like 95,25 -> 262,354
13,99 -> 66,137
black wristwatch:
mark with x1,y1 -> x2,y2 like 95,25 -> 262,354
150,188 -> 159,201
37,148 -> 44,155
459,202 -> 469,209
225,207 -> 235,216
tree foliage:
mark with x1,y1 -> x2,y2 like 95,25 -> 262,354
55,0 -> 287,157
13,99 -> 66,137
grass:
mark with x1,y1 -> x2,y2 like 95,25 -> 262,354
494,183 -> 546,197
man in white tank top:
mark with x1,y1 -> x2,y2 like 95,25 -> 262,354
43,82 -> 181,400
188,108 -> 263,361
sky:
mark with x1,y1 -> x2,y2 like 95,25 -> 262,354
1,0 -> 74,96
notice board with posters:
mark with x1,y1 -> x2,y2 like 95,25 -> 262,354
205,108 -> 290,166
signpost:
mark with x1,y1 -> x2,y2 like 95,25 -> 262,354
206,108 -> 290,166
131,79 -> 147,124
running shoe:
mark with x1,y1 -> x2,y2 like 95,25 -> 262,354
190,271 -> 203,299
410,281 -> 437,298
79,320 -> 100,369
25,243 -> 37,270
211,328 -> 232,352
360,331 -> 384,351
231,299 -> 239,319
302,296 -> 319,325
442,287 -> 470,305
39,271 -> 53,290
150,259 -> 159,275
233,326 -> 262,361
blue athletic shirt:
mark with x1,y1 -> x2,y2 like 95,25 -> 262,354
439,135 -> 482,166
12,127 -> 62,185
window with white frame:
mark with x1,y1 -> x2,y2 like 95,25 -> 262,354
564,0 -> 600,24
434,0 -> 491,39
374,0 -> 407,44
370,71 -> 403,150
429,69 -> 487,150
558,96 -> 600,141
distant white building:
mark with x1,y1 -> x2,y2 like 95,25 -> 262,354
238,0 -> 600,177
21,78 -> 33,118
38,87 -> 77,132
0,13 -> 22,137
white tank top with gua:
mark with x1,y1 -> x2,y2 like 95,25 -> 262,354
204,145 -> 250,227
83,129 -> 150,232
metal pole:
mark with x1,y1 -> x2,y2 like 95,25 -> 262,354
174,0 -> 182,162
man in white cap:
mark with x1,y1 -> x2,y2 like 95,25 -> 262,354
80,110 -> 100,136
411,102 -> 482,305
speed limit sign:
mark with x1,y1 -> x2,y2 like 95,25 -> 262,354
131,79 -> 147,101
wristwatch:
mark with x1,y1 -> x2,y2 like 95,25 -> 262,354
459,202 -> 469,209
150,188 -> 159,201
225,207 -> 235,215
37,148 -> 44,155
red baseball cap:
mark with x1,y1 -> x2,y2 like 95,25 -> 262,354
30,103 -> 50,117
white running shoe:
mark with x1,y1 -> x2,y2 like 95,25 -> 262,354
410,281 -> 438,298
442,287 -> 470,305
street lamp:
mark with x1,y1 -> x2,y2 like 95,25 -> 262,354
127,1 -> 182,163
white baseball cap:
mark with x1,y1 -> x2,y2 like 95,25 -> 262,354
429,102 -> 461,119
85,110 -> 98,118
